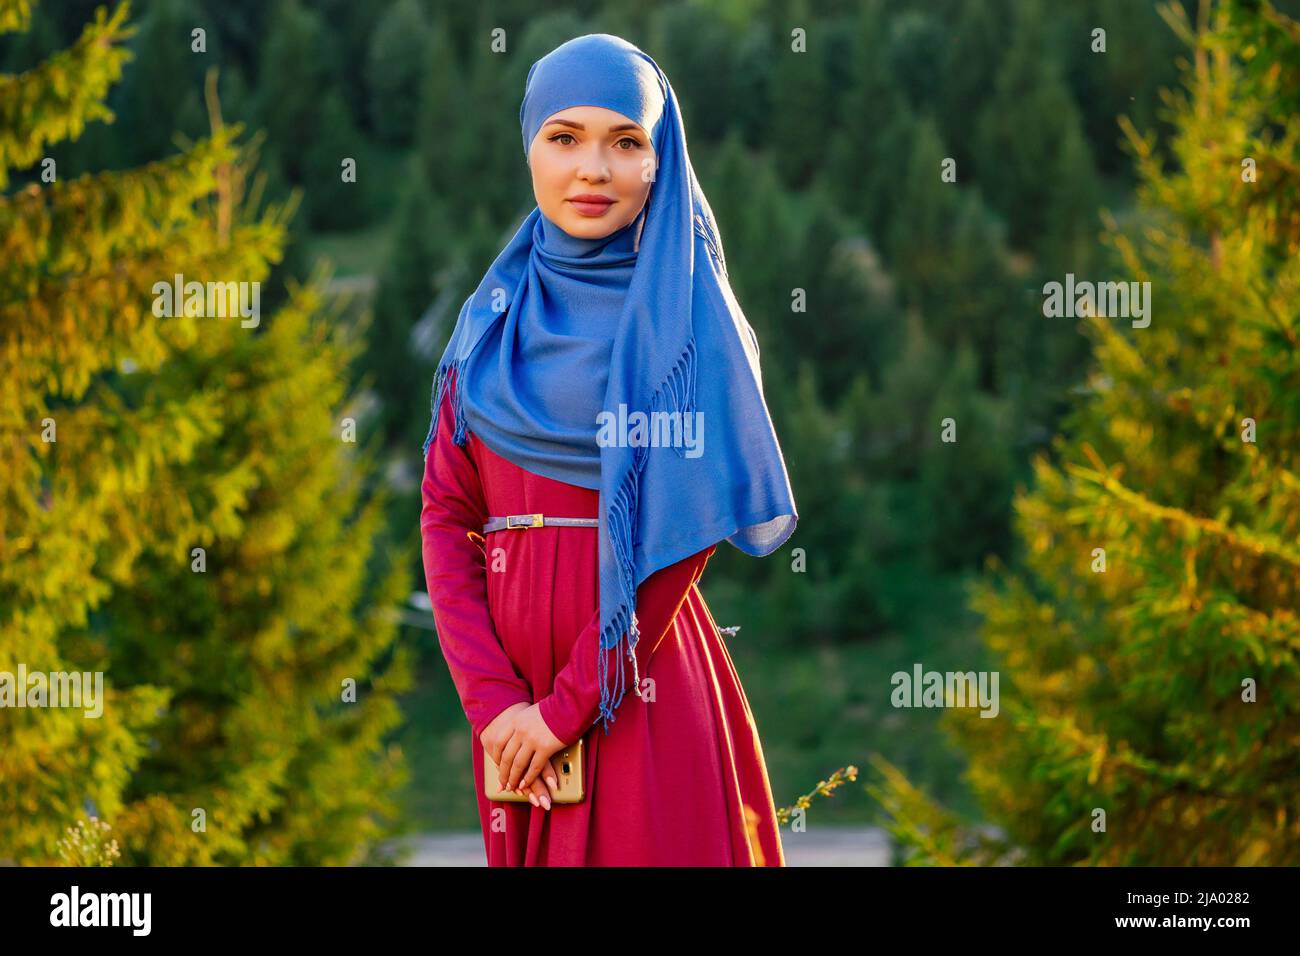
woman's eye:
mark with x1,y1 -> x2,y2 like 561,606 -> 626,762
548,132 -> 639,149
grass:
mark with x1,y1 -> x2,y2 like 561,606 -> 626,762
306,219 -> 398,281
302,144 -> 414,280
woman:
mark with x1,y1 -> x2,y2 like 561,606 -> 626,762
420,33 -> 797,866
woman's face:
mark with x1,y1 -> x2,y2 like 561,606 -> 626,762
527,105 -> 656,239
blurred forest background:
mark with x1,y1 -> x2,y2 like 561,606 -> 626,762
4,0 -> 1296,864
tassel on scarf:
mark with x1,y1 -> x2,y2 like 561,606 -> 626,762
422,355 -> 471,459
597,334 -> 697,735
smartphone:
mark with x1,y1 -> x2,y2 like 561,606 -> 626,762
484,739 -> 585,804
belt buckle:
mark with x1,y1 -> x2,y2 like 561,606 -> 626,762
506,513 -> 544,529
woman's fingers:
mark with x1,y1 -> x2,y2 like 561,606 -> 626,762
506,740 -> 533,791
519,750 -> 555,792
524,776 -> 551,810
497,734 -> 522,792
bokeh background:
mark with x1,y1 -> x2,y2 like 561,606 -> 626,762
3,0 -> 1297,865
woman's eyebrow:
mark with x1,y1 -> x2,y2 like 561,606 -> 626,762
543,118 -> 644,134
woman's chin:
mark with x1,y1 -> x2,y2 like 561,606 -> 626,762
558,214 -> 624,240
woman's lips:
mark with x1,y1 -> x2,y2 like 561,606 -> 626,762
568,197 -> 616,217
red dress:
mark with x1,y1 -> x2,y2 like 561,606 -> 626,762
420,369 -> 786,866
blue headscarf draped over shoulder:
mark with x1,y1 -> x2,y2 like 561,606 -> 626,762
423,33 -> 797,735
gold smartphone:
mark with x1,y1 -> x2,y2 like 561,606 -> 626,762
484,739 -> 585,803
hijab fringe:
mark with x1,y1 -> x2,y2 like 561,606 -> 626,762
596,333 -> 697,735
422,356 -> 471,459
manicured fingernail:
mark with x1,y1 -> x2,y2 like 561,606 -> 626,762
529,793 -> 538,807
541,795 -> 551,810
547,776 -> 557,789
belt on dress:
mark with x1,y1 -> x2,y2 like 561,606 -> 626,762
482,513 -> 599,534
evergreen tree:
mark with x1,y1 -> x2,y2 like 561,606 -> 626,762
768,0 -> 829,190
256,0 -> 330,184
885,8 -> 945,113
869,310 -> 949,482
414,12 -> 461,197
113,0 -> 206,166
874,0 -> 1300,866
301,87 -> 372,231
312,0 -> 385,134
365,173 -> 452,449
788,181 -> 899,403
0,0 -> 410,864
647,1 -> 739,142
731,361 -> 889,643
695,130 -> 795,362
887,111 -> 1021,397
938,0 -> 1008,172
917,344 -> 1015,571
1059,0 -> 1183,178
973,0 -> 1100,249
450,19 -> 530,225
364,0 -> 431,147
728,22 -> 776,148
1041,117 -> 1101,276
888,114 -> 960,299
824,0 -> 913,248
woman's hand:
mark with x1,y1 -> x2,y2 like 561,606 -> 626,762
481,701 -> 531,767
496,703 -> 566,795
481,702 -> 566,809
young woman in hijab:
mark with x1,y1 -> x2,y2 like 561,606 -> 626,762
420,33 -> 798,866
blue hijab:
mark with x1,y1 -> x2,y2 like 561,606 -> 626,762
422,33 -> 797,735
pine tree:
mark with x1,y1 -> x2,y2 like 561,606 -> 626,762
887,115 -> 960,299
917,343 -> 1015,571
884,8 -> 946,113
450,18 -> 530,225
0,0 -> 411,864
364,0 -> 431,147
113,0 -> 207,167
973,0 -> 1099,249
873,0 -> 1300,865
647,1 -> 739,143
365,173 -> 451,450
414,12 -> 461,197
938,0 -> 1009,172
255,0 -> 330,185
302,87 -> 371,232
824,0 -> 913,252
768,0 -> 829,190
695,130 -> 795,362
736,361 -> 888,643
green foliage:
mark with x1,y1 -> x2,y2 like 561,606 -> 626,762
918,344 -> 1015,571
0,1 -> 132,187
255,0 -> 330,185
974,0 -> 1101,248
303,88 -> 373,231
413,12 -> 462,197
768,1 -> 829,189
365,0 -> 431,147
876,0 -> 1300,865
113,0 -> 207,167
0,0 -> 411,864
364,173 -> 452,449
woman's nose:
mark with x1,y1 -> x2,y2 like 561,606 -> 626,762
577,149 -> 611,181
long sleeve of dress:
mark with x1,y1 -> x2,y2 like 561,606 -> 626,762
538,542 -> 718,745
421,375 -> 535,743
